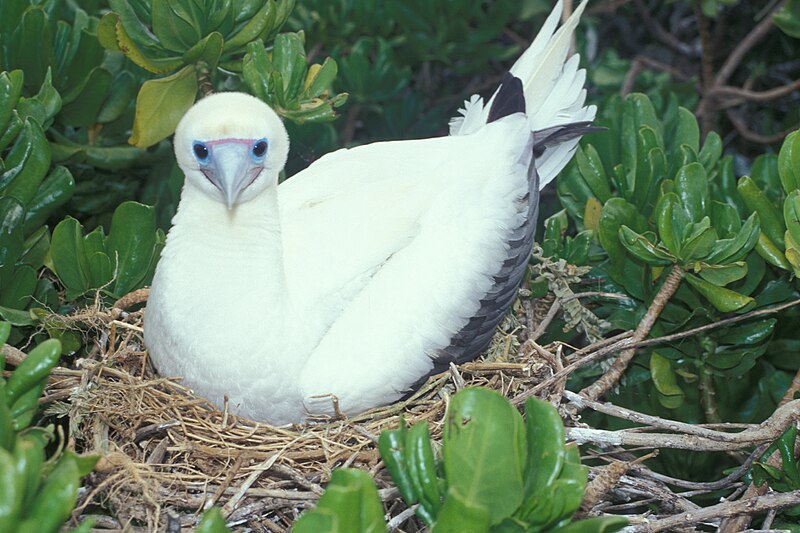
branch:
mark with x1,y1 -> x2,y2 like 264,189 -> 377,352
715,1 -> 785,86
579,265 -> 685,403
633,490 -> 800,532
566,399 -> 800,451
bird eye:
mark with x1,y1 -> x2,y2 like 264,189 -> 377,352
251,139 -> 268,160
193,141 -> 210,162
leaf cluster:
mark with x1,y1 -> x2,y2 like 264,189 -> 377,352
295,389 -> 627,533
0,322 -> 98,533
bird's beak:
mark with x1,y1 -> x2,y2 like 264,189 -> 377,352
201,142 -> 263,210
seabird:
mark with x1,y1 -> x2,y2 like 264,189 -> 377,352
144,0 -> 596,425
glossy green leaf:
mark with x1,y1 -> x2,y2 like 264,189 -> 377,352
778,130 -> 800,193
106,201 -> 158,296
0,447 -> 23,529
433,487 -> 490,533
1,118 -> 51,205
673,107 -> 700,156
129,65 -> 197,148
50,217 -> 89,293
522,398 -> 565,500
0,265 -> 35,310
0,70 -> 23,134
775,0 -> 800,39
58,67 -> 113,127
699,131 -> 722,173
598,198 -> 647,279
738,176 -> 785,249
16,453 -> 80,533
679,218 -> 717,261
293,469 -> 387,533
755,232 -> 792,271
22,166 -> 75,235
5,338 -> 60,407
697,261 -> 748,286
8,7 -> 53,91
443,388 -> 525,525
684,273 -> 755,313
784,190 -> 800,249
650,352 -> 685,409
152,0 -> 200,52
223,0 -> 277,52
575,144 -> 612,203
305,57 -> 339,99
378,419 -> 418,508
675,162 -> 709,223
618,226 -> 675,265
405,422 -> 442,517
182,32 -> 224,69
0,196 -> 24,284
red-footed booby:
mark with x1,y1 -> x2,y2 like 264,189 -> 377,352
144,0 -> 596,425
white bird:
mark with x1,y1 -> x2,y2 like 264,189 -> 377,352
144,0 -> 596,425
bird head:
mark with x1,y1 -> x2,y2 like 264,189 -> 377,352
174,92 -> 290,209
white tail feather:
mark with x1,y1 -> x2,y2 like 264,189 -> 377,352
449,0 -> 595,190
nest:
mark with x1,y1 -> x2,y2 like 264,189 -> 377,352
42,293 -> 558,532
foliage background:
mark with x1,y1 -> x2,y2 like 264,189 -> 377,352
3,0 -> 800,530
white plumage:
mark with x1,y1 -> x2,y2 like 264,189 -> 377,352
144,0 -> 595,425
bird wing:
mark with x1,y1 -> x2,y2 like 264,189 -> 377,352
277,115 -> 535,415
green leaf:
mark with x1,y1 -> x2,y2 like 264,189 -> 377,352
618,226 -> 675,265
0,70 -> 24,134
673,107 -> 700,156
0,306 -> 34,326
705,212 -> 759,265
0,196 -> 25,284
293,469 -> 387,533
0,447 -> 23,530
1,118 -> 51,206
152,0 -> 200,52
223,0 -> 277,52
129,65 -> 197,148
650,352 -> 685,409
697,261 -> 748,286
598,198 -> 647,279
106,201 -> 158,296
5,338 -> 60,407
443,388 -> 525,526
433,487 -> 490,533
182,32 -> 224,69
405,422 -> 442,517
675,162 -> 709,222
684,273 -> 755,313
755,232 -> 792,271
680,218 -> 718,262
378,420 -> 419,508
738,176 -> 786,249
779,131 -> 800,193
575,144 -> 612,203
784,190 -> 800,249
775,0 -> 800,38
23,166 -> 75,234
521,398 -> 565,500
50,217 -> 89,293
16,452 -> 80,533
58,67 -> 113,127
699,131 -> 722,173
0,265 -> 35,310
